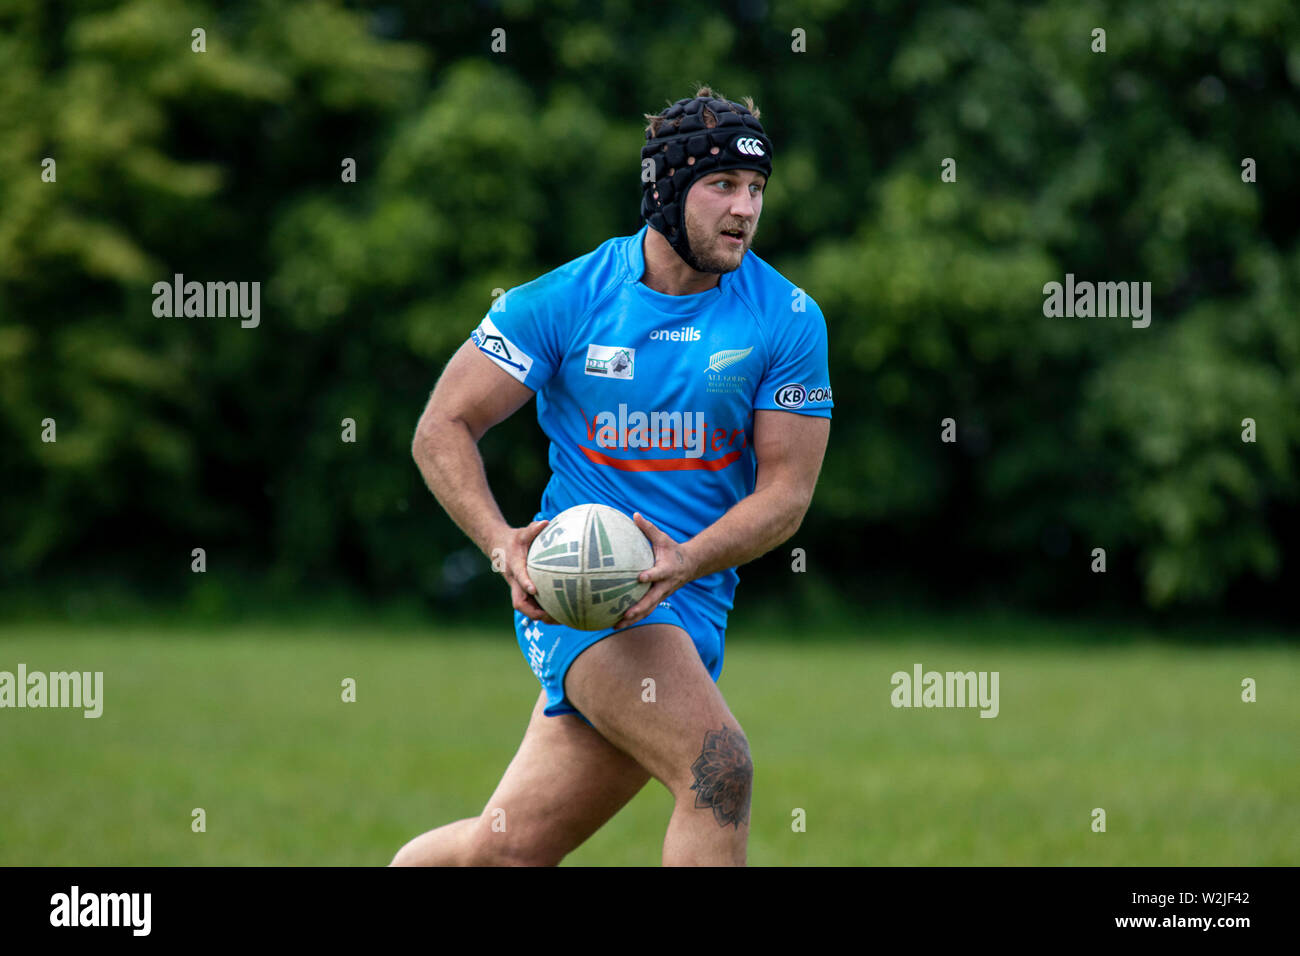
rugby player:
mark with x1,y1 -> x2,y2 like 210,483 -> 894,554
392,87 -> 832,866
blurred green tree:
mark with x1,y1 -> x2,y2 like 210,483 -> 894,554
1,0 -> 1296,616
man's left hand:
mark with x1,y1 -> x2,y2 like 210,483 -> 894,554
612,512 -> 697,630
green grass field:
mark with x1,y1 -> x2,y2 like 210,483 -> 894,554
1,615 -> 1297,865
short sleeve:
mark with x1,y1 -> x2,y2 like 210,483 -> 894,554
468,282 -> 565,393
753,299 -> 834,417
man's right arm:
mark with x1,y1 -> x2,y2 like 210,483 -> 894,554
412,339 -> 555,621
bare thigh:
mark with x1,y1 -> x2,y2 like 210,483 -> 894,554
471,689 -> 651,865
564,623 -> 751,825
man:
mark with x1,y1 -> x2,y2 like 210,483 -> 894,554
392,87 -> 831,866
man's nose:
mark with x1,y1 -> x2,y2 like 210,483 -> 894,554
730,195 -> 756,218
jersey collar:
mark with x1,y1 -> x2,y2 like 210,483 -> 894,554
627,224 -> 738,304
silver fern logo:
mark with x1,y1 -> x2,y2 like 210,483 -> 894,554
704,346 -> 753,396
705,347 -> 753,372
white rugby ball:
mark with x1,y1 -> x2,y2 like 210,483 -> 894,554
526,503 -> 654,630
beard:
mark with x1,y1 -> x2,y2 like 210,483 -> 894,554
679,214 -> 750,274
679,242 -> 728,274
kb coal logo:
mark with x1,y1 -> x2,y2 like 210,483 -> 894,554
775,383 -> 806,409
774,384 -> 832,409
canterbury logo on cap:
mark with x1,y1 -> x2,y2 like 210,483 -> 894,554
733,136 -> 765,157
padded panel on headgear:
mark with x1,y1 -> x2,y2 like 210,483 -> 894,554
640,94 -> 774,264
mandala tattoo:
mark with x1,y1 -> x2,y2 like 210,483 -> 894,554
689,725 -> 753,828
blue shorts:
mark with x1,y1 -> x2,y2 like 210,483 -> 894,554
514,592 -> 726,726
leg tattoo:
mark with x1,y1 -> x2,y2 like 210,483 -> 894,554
689,725 -> 753,829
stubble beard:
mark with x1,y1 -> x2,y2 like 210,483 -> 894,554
680,215 -> 750,275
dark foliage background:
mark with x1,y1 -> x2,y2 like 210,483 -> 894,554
2,0 -> 1297,624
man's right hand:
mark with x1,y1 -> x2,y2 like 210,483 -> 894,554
499,519 -> 558,625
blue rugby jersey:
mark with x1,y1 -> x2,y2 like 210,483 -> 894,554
469,224 -> 832,623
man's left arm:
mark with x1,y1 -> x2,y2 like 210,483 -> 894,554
614,409 -> 830,629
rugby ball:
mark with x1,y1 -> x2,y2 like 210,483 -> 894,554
526,504 -> 654,630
